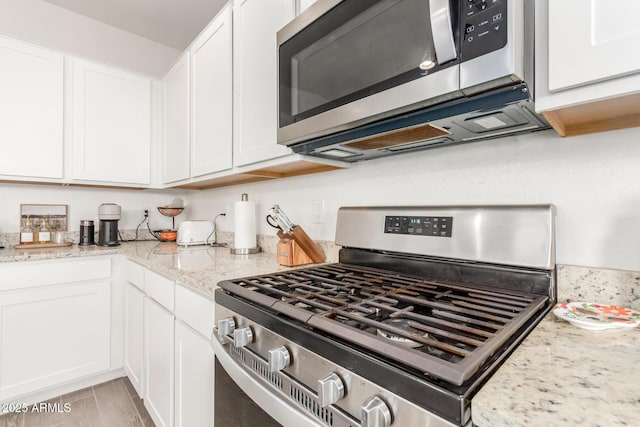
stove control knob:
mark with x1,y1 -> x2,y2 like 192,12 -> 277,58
268,346 -> 291,372
361,396 -> 392,427
233,327 -> 253,348
217,317 -> 235,337
317,373 -> 345,407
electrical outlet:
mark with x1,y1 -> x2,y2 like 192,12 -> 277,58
312,200 -> 325,224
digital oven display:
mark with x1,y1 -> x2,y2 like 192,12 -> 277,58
384,216 -> 453,237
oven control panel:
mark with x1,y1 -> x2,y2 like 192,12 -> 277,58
384,216 -> 453,237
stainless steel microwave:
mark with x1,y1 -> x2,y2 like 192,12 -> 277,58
277,0 -> 548,161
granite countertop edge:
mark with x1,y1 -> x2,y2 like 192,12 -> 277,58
0,241 -> 295,299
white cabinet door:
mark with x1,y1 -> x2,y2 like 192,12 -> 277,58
162,53 -> 191,184
548,0 -> 640,92
71,58 -> 151,185
174,321 -> 214,427
124,282 -> 145,398
144,298 -> 175,427
233,0 -> 294,167
0,36 -> 63,179
0,281 -> 110,400
191,5 -> 233,177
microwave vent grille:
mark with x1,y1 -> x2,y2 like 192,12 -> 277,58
344,123 -> 450,151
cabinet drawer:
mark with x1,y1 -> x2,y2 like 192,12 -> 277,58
144,269 -> 175,311
0,257 -> 111,291
175,285 -> 214,339
123,259 -> 145,291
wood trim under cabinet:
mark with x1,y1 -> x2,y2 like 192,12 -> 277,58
542,91 -> 640,137
173,161 -> 344,190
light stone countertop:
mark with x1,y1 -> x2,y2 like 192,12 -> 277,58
121,241 -> 296,298
2,242 -> 639,425
472,312 -> 640,427
0,240 -> 296,299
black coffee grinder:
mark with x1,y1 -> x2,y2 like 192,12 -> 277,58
97,203 -> 121,246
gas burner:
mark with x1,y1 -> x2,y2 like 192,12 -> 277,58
376,318 -> 427,349
333,291 -> 350,303
336,317 -> 361,328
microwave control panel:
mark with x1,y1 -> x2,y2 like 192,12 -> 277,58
384,216 -> 453,237
461,0 -> 508,60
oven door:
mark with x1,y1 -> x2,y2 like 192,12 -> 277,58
277,0 -> 461,146
212,337 -> 320,427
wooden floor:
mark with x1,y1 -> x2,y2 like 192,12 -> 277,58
0,377 -> 154,427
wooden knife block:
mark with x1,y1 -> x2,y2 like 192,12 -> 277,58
276,227 -> 325,267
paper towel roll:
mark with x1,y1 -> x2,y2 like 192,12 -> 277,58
234,200 -> 257,249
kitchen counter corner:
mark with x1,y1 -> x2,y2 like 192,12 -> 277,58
472,312 -> 640,426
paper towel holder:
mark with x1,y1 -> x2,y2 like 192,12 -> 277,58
230,193 -> 262,255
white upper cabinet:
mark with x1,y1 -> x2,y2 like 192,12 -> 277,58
191,5 -> 233,177
547,0 -> 640,92
162,53 -> 191,184
535,0 -> 640,136
71,58 -> 152,185
233,0 -> 294,167
0,36 -> 63,180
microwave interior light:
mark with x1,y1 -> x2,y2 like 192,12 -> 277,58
472,116 -> 508,129
419,60 -> 435,70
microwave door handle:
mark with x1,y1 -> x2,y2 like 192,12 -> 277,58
429,0 -> 457,64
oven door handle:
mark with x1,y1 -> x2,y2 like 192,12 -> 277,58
211,333 -> 323,427
429,0 -> 457,64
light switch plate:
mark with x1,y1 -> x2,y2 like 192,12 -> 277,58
312,200 -> 325,224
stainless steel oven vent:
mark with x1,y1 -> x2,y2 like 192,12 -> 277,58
251,359 -> 283,390
228,345 -> 359,427
290,386 -> 335,426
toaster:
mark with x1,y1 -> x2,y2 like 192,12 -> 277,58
177,220 -> 214,246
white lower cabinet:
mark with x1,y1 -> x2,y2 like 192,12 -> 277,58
122,259 -> 214,427
0,258 -> 113,402
175,321 -> 214,427
124,282 -> 145,397
144,298 -> 175,427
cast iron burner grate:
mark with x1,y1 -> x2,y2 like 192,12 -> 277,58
219,263 -> 548,385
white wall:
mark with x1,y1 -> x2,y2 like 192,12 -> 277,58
186,127 -> 640,272
0,0 -> 179,77
0,184 -> 189,233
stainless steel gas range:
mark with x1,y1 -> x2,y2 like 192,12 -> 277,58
212,205 -> 556,427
